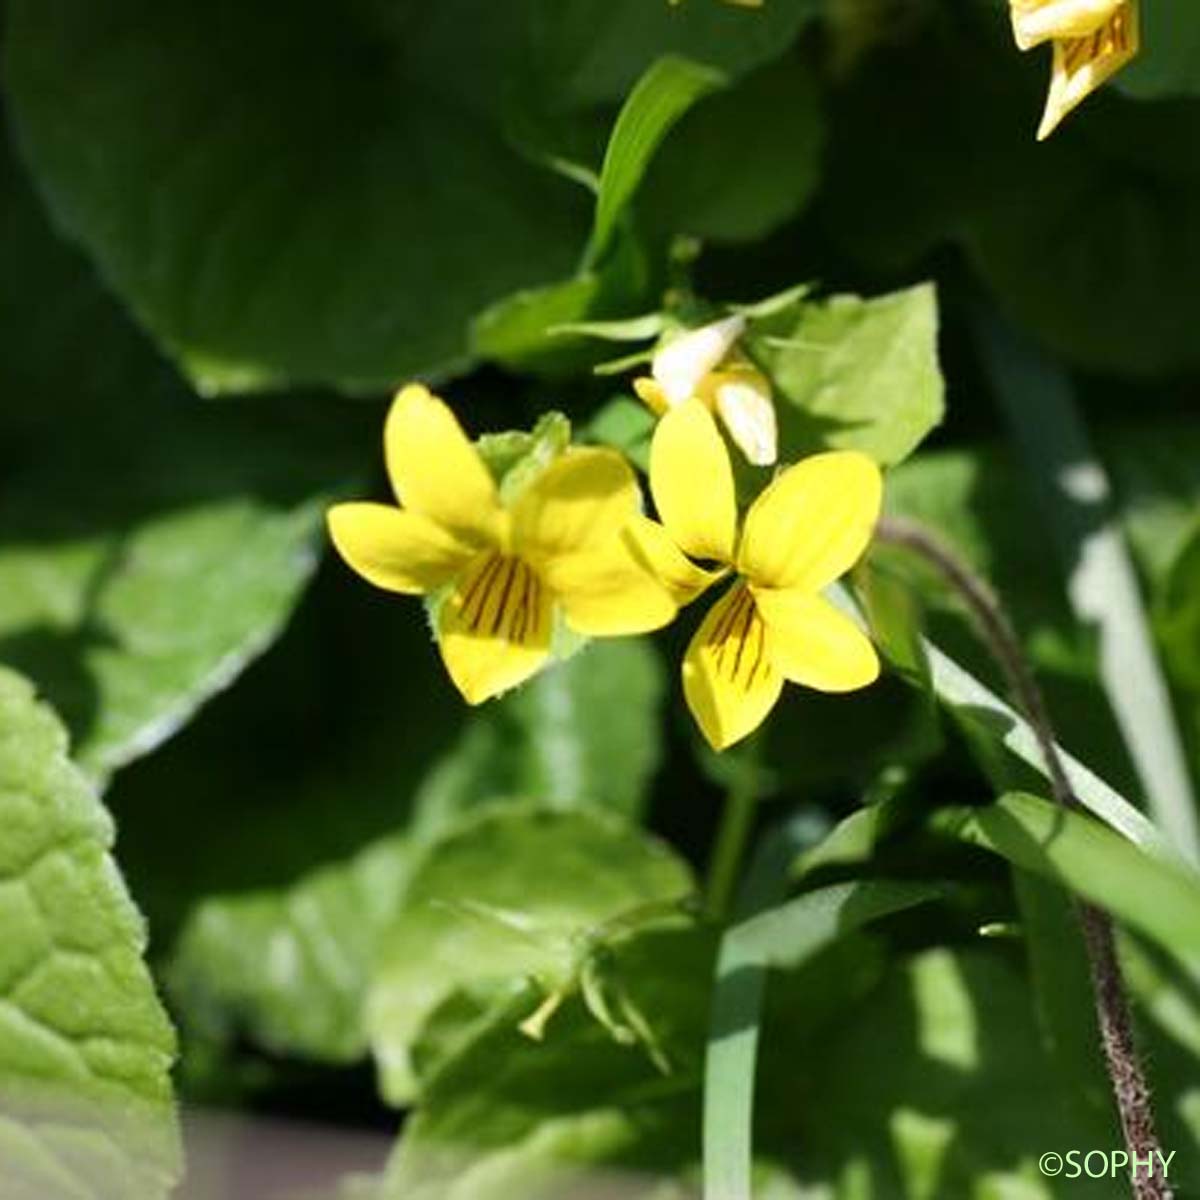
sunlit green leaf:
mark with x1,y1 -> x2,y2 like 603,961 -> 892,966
367,805 -> 694,1104
749,284 -> 944,467
587,56 -> 726,265
932,791 -> 1200,973
0,668 -> 179,1199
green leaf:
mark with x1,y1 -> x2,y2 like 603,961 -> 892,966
0,668 -> 178,1199
587,55 -> 726,265
367,805 -> 694,1104
705,823 -> 939,1200
920,636 -> 1183,868
166,637 -> 666,1069
527,0 -> 820,109
931,791 -> 1200,973
883,427 -> 1200,797
493,638 -> 666,818
1010,872 -> 1116,1129
1117,7 -> 1200,98
976,313 -> 1200,865
819,23 -> 1200,375
1157,521 -> 1200,691
748,284 -> 944,467
3,2 -> 588,394
796,947 -> 1116,1196
0,104 -> 364,783
583,397 -> 656,473
167,832 -> 419,1066
473,54 -> 723,373
380,930 -> 712,1200
0,399 -> 360,782
641,51 -> 825,244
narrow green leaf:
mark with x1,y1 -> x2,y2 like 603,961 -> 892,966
831,584 -> 1185,869
976,312 -> 1200,865
551,313 -> 667,342
704,812 -> 938,1200
586,55 -> 726,266
931,792 -> 1200,975
0,668 -> 179,1198
731,880 -> 943,970
923,637 -> 1185,869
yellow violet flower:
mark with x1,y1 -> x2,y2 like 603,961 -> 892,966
1010,0 -> 1139,140
633,315 -> 778,467
639,400 -> 882,750
327,385 -> 677,705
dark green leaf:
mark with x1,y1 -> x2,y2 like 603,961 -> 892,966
640,51 -> 824,244
166,637 -> 666,1069
976,313 -> 1199,864
3,2 -> 588,394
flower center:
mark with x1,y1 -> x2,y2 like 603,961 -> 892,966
457,553 -> 544,643
705,583 -> 771,693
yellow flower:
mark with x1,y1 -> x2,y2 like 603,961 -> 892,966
328,385 -> 677,705
1010,0 -> 1139,140
636,400 -> 882,750
633,315 -> 778,467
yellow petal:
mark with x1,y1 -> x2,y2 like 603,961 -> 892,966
384,384 -> 503,545
682,583 -> 783,751
652,315 -> 746,406
1037,3 -> 1138,140
1010,0 -> 1123,50
513,447 -> 641,565
438,553 -> 552,705
542,537 -> 678,636
649,400 -> 738,564
754,587 -> 880,692
327,503 -> 475,594
625,516 -> 726,607
633,377 -> 671,417
707,363 -> 777,467
738,451 -> 882,591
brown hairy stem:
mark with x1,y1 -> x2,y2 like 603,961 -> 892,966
876,514 -> 1172,1200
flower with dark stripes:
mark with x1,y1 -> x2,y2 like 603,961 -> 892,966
1010,0 -> 1139,139
633,400 -> 882,750
327,385 -> 677,704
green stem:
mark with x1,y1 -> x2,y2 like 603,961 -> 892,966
706,773 -> 760,921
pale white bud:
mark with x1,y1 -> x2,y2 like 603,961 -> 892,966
652,315 -> 747,408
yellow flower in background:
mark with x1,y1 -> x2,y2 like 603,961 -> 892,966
328,386 -> 677,705
633,315 -> 779,467
1010,0 -> 1140,139
637,401 -> 882,750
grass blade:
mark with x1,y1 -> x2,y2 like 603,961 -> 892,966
703,813 -> 939,1200
976,313 -> 1200,865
